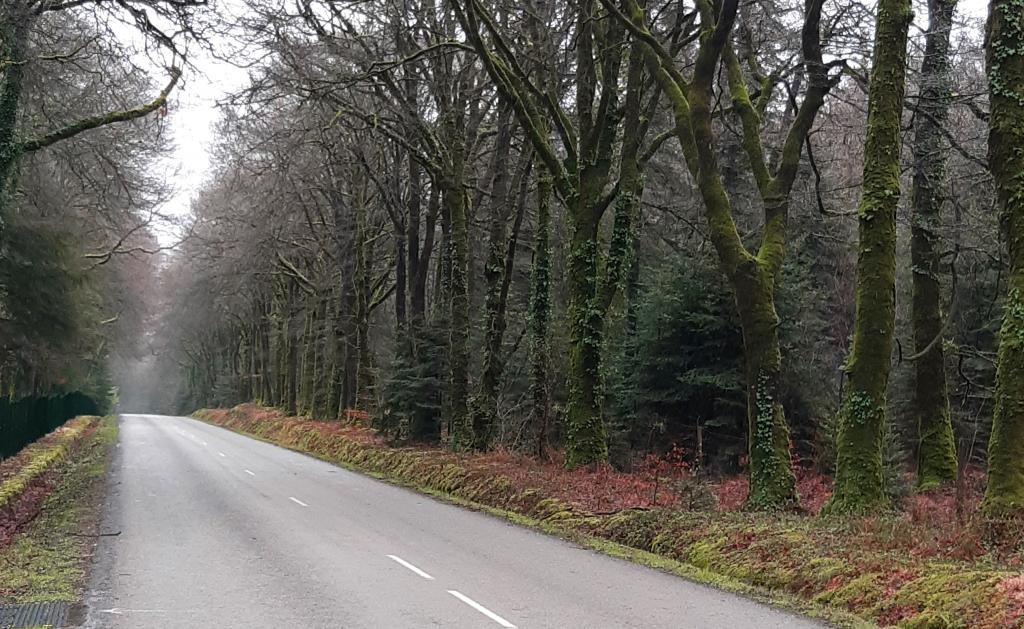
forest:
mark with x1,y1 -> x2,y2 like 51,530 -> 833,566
2,0 -> 1024,524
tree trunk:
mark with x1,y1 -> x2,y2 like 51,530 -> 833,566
733,258 -> 798,508
445,165 -> 472,450
312,294 -> 328,416
407,153 -> 423,327
270,275 -> 288,407
910,0 -> 959,490
0,8 -> 29,237
298,294 -> 316,416
826,0 -> 912,514
471,107 -> 516,450
238,326 -> 251,402
393,222 -> 407,331
325,286 -> 343,417
981,0 -> 1024,517
530,162 -> 553,458
565,183 -> 608,468
354,190 -> 374,412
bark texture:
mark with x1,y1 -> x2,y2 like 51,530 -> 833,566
910,0 -> 959,490
982,0 -> 1024,516
826,0 -> 912,514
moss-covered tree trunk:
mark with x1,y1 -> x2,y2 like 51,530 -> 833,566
614,0 -> 840,509
471,108 -> 515,450
565,189 -> 607,468
562,0 -> 625,469
238,326 -> 251,402
257,305 -> 271,403
982,0 -> 1024,516
455,0 -> 628,468
910,0 -> 959,490
443,111 -> 472,450
286,332 -> 298,416
530,162 -> 553,458
311,294 -> 329,416
354,190 -> 374,413
826,0 -> 912,514
269,275 -> 288,408
298,293 -> 316,416
732,258 -> 799,508
0,8 -> 28,238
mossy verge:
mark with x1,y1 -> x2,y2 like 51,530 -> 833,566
194,406 -> 1024,628
0,417 -> 96,510
0,416 -> 117,603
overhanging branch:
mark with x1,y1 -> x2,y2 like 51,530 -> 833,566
20,66 -> 181,153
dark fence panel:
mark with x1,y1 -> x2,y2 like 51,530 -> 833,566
0,392 -> 99,460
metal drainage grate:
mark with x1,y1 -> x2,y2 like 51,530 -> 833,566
0,602 -> 70,628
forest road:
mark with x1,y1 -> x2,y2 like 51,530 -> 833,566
80,414 -> 828,629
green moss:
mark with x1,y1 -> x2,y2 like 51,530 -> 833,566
565,227 -> 609,469
806,557 -> 848,584
684,537 -> 728,570
0,417 -> 95,509
825,391 -> 890,515
899,613 -> 958,629
828,0 -> 912,516
0,417 -> 116,603
984,287 -> 1024,514
815,572 -> 886,610
909,0 -> 959,492
892,570 -> 1011,629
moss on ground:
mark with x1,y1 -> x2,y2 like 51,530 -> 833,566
0,416 -> 117,603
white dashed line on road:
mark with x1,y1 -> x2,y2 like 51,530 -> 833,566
289,497 -> 308,507
386,555 -> 435,580
218,452 -> 226,458
244,469 -> 255,476
447,590 -> 516,628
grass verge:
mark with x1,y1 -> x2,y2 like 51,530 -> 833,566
0,416 -> 117,604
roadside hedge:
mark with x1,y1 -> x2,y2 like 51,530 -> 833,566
0,393 -> 99,459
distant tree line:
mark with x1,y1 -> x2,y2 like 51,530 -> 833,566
0,1 -> 204,404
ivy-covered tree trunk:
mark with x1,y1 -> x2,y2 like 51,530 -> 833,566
826,0 -> 912,514
598,44 -> 644,316
562,0 -> 625,469
910,0 -> 959,490
455,0 -> 629,468
733,260 -> 799,508
446,180 -> 471,448
982,0 -> 1024,517
0,8 -> 28,236
614,0 -> 838,509
471,108 -> 515,450
530,162 -> 553,458
565,183 -> 608,468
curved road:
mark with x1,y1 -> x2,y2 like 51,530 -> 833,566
82,414 -> 827,628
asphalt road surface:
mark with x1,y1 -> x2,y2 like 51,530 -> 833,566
81,414 -> 827,629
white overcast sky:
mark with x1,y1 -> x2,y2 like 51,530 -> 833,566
152,0 -> 991,247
